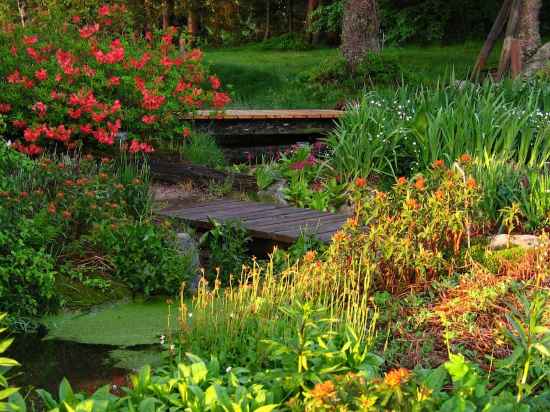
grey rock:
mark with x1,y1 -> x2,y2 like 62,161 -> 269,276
257,179 -> 288,206
523,42 -> 550,77
176,232 -> 201,292
489,234 -> 543,250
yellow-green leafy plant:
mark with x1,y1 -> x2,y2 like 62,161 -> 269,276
0,313 -> 25,411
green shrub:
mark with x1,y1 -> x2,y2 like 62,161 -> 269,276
259,33 -> 312,51
180,132 -> 226,169
0,244 -> 58,318
83,220 -> 195,296
200,219 -> 250,285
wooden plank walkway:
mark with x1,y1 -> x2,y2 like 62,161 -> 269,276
185,109 -> 345,121
158,199 -> 350,243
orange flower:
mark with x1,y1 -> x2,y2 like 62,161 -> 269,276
62,210 -> 72,219
47,203 -> 57,214
110,203 -> 119,209
101,157 -> 111,164
466,177 -> 477,189
414,177 -> 426,191
90,203 -> 97,210
57,163 -> 65,169
56,192 -> 65,199
84,154 -> 94,161
20,191 -> 29,198
460,153 -> 471,163
435,190 -> 444,201
347,217 -> 359,228
304,250 -> 317,263
99,172 -> 109,180
64,179 -> 74,187
396,176 -> 407,186
432,159 -> 444,169
405,198 -> 419,210
132,178 -> 142,185
384,368 -> 411,388
333,231 -> 347,242
110,223 -> 118,230
85,190 -> 96,198
355,177 -> 367,188
115,183 -> 124,190
375,191 -> 387,201
309,380 -> 336,402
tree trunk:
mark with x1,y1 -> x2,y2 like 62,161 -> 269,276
341,0 -> 380,69
518,0 -> 542,60
264,0 -> 271,40
288,0 -> 294,33
17,0 -> 27,27
306,0 -> 319,44
162,0 -> 175,29
188,6 -> 199,46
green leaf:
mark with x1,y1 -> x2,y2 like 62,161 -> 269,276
254,405 -> 279,412
0,359 -> 19,368
138,398 -> 157,412
0,388 -> 19,401
0,339 -> 13,354
58,378 -> 74,402
533,343 -> 550,357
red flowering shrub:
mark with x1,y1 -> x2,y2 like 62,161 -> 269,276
0,4 -> 230,156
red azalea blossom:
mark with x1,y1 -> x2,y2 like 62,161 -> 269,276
186,49 -> 203,61
79,24 -> 100,39
32,101 -> 47,117
142,114 -> 157,124
182,128 -> 191,138
13,120 -> 27,129
129,139 -> 154,153
35,68 -> 48,81
108,76 -> 121,86
209,76 -> 221,90
0,103 -> 11,114
98,4 -> 110,16
72,15 -> 81,24
212,92 -> 231,109
23,35 -> 38,45
10,46 -> 17,56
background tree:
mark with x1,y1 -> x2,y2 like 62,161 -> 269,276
341,0 -> 380,69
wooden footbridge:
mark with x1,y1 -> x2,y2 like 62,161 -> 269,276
185,109 -> 345,149
158,198 -> 350,244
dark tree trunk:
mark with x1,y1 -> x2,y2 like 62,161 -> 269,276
518,0 -> 542,60
264,0 -> 271,40
162,0 -> 175,29
341,0 -> 380,69
306,0 -> 319,44
188,5 -> 200,46
288,0 -> 294,33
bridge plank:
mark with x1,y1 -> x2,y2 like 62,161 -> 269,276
157,199 -> 349,243
185,109 -> 345,121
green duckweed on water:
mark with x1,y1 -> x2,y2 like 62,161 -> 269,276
42,299 -> 181,346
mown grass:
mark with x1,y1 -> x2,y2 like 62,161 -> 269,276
204,42 -> 500,109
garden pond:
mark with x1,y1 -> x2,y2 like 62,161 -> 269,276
7,300 -> 175,393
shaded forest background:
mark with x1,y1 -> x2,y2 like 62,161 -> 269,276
2,0 -> 549,47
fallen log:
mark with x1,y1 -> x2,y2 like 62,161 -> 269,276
149,159 -> 258,192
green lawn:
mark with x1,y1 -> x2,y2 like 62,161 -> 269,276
204,42 -> 500,109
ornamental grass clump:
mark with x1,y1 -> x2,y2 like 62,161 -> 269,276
0,4 -> 230,156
